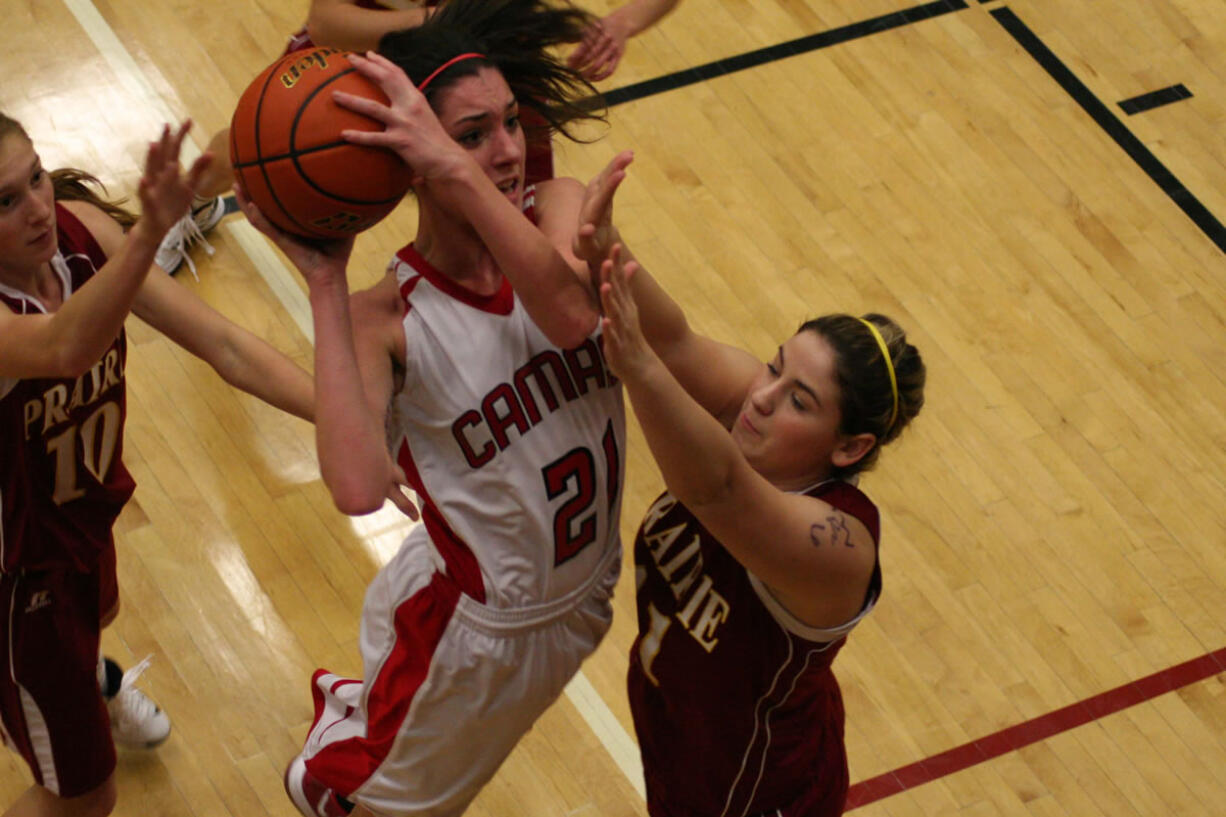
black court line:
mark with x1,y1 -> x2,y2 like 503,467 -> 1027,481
990,8 -> 1225,254
599,0 -> 968,108
1119,83 -> 1193,115
590,1 -> 1223,255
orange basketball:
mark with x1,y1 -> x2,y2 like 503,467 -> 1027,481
230,47 -> 413,240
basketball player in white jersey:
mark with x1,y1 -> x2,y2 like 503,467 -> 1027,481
237,1 -> 635,814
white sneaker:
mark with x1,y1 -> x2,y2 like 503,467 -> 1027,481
284,754 -> 353,817
190,194 -> 227,234
154,196 -> 223,279
106,655 -> 171,749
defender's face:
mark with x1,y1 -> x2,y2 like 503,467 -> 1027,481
0,133 -> 57,277
730,331 -> 849,489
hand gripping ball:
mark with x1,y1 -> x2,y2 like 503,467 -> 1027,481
230,47 -> 413,240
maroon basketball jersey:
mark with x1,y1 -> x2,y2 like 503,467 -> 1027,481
0,203 -> 135,573
627,480 -> 882,817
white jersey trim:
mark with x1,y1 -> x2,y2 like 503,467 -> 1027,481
719,633 -> 828,817
747,571 -> 877,644
5,582 -> 60,793
18,685 -> 58,794
748,476 -> 877,642
0,252 -> 80,400
0,251 -> 77,313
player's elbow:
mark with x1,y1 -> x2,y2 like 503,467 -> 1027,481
321,468 -> 388,516
53,343 -> 107,380
327,482 -> 387,516
552,311 -> 601,351
669,455 -> 743,513
334,497 -> 386,516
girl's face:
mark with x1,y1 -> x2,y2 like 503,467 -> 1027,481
730,330 -> 874,489
434,67 -> 526,208
0,133 -> 56,277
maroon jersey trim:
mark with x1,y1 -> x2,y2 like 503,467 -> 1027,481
393,244 -> 514,316
390,184 -> 539,317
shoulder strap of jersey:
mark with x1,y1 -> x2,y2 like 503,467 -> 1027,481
55,202 -> 110,273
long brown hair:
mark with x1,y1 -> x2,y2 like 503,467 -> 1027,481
377,0 -> 607,147
1,111 -> 137,229
48,168 -> 137,229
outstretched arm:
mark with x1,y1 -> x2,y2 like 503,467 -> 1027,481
307,0 -> 432,52
0,123 -> 208,379
532,149 -> 633,296
130,269 -> 315,422
599,250 -> 877,628
571,171 -> 758,424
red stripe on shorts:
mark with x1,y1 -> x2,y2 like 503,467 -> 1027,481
308,572 -> 462,793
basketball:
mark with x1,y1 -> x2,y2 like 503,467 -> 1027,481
230,47 -> 414,240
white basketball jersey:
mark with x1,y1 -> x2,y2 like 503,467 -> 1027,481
387,230 -> 625,610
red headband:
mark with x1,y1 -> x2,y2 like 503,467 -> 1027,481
417,52 -> 487,91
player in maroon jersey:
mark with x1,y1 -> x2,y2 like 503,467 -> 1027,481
585,234 -> 926,815
0,112 -> 313,817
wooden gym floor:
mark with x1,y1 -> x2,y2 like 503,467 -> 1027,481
2,0 -> 1225,814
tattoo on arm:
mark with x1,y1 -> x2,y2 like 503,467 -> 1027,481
810,512 -> 853,548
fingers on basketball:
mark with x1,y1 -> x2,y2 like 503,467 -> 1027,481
230,47 -> 414,241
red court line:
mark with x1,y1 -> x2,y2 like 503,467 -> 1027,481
844,646 -> 1226,810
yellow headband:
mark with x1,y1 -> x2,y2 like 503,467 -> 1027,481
857,318 -> 898,431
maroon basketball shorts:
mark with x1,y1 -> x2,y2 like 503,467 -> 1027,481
0,545 -> 118,797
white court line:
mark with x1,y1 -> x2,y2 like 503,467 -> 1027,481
224,219 -> 314,342
64,0 -> 645,800
564,670 -> 647,800
61,0 -> 314,341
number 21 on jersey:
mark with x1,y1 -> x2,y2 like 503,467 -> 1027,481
541,418 -> 621,566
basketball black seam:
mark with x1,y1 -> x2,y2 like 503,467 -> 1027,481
232,139 -> 349,166
249,51 -> 316,235
288,68 -> 406,206
232,141 -> 406,206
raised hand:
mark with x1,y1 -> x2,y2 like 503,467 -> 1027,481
568,17 -> 628,82
233,182 -> 354,289
598,243 -> 656,382
336,51 -> 471,185
574,151 -> 633,271
136,121 -> 212,239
